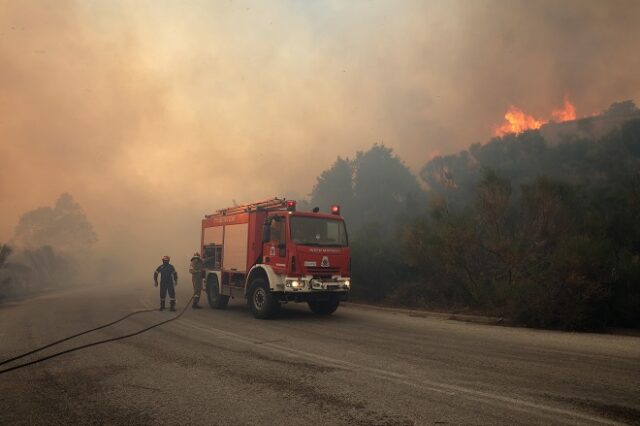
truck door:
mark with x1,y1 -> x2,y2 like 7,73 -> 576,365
265,215 -> 287,274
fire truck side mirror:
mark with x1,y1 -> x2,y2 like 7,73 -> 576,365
262,220 -> 271,243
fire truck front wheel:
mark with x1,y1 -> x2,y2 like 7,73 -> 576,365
248,278 -> 278,319
207,275 -> 229,309
308,297 -> 340,315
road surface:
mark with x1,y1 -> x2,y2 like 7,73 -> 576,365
1,283 -> 639,425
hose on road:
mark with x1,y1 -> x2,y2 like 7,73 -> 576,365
0,295 -> 195,376
0,307 -> 158,367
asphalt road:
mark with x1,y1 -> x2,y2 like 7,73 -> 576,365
1,283 -> 639,425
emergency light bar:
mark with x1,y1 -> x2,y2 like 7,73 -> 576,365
331,205 -> 340,215
286,200 -> 297,211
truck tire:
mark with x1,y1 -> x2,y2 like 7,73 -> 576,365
308,298 -> 340,315
248,278 -> 278,319
207,274 -> 229,309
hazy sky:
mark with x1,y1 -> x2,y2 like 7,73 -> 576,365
1,0 -> 639,273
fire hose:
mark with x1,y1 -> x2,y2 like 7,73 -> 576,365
0,294 -> 195,376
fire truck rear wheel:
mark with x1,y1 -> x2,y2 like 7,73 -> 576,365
248,278 -> 278,319
308,297 -> 340,315
207,275 -> 229,309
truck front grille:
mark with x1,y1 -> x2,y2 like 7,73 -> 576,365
306,267 -> 340,276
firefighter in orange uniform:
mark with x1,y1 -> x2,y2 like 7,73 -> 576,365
189,252 -> 204,309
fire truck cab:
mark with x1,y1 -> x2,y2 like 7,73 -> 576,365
200,198 -> 350,318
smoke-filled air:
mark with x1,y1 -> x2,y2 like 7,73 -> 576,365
1,0 -> 640,327
4,2 -> 640,424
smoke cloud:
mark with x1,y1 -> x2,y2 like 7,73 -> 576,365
1,0 -> 639,278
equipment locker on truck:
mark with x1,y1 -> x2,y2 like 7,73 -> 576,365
200,198 -> 351,318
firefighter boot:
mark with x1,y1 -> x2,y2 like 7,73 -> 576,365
192,297 -> 201,309
170,299 -> 176,312
159,300 -> 165,311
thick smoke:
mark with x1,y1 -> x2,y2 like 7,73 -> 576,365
1,0 -> 639,280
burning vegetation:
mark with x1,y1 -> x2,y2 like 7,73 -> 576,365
493,95 -> 577,137
551,96 -> 577,122
311,106 -> 640,330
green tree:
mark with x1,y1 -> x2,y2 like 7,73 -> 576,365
310,157 -> 354,217
0,244 -> 13,293
310,145 -> 426,302
13,193 -> 97,254
352,144 -> 425,232
0,244 -> 31,297
409,117 -> 640,329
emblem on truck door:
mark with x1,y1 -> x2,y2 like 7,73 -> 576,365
321,256 -> 330,267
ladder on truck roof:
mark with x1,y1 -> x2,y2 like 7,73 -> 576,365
205,197 -> 288,218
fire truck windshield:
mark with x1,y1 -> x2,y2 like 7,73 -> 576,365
290,216 -> 348,247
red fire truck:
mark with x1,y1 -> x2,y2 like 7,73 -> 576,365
200,198 -> 351,318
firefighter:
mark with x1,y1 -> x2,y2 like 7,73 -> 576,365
189,252 -> 204,309
154,255 -> 178,311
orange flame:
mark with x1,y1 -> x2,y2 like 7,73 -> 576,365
493,95 -> 578,137
551,96 -> 576,122
493,106 -> 547,137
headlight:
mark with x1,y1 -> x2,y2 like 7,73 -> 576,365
344,280 -> 350,288
286,280 -> 303,289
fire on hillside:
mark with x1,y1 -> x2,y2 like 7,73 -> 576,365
493,95 -> 577,137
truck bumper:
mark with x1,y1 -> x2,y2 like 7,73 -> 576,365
274,275 -> 350,303
274,291 -> 348,303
